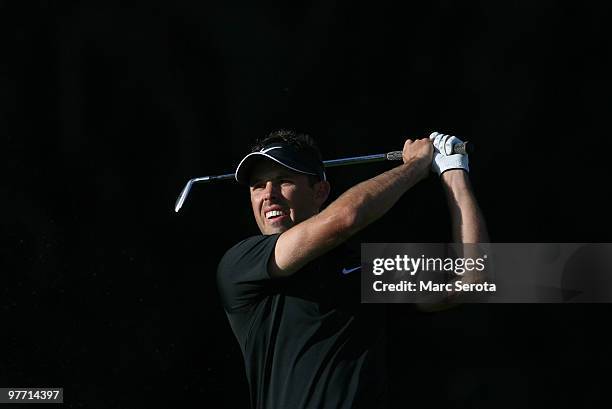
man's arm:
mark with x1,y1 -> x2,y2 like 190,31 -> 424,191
269,138 -> 433,277
441,170 -> 489,243
416,169 -> 489,311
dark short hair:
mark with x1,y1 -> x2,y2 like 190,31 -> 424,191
251,130 -> 324,186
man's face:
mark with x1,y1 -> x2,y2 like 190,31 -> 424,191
249,161 -> 328,235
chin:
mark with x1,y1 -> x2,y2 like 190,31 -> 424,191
261,220 -> 293,235
260,227 -> 285,235
270,224 -> 291,234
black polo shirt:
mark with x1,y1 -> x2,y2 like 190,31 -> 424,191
217,234 -> 388,409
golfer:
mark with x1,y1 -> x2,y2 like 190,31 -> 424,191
217,129 -> 488,409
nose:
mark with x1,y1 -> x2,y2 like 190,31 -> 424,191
262,181 -> 280,201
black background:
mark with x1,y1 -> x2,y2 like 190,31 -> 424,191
2,1 -> 611,408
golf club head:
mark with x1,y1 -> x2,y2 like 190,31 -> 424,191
175,174 -> 233,212
175,179 -> 195,213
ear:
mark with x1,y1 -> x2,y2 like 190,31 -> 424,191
313,180 -> 331,206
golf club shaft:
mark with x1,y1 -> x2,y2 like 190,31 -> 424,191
174,142 -> 471,212
175,153 -> 397,212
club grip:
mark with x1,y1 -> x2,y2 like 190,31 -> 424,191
386,151 -> 404,161
386,141 -> 473,160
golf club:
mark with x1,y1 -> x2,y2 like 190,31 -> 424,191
175,141 -> 473,212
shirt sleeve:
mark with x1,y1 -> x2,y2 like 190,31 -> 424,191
216,234 -> 281,313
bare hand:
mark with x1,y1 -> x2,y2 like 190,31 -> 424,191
402,138 -> 433,175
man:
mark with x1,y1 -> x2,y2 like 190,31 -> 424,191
217,129 -> 488,409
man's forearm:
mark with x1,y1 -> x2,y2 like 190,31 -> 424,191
325,158 -> 427,236
414,170 -> 489,311
441,170 -> 489,243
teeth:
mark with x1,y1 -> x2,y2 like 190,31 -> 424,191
266,210 -> 284,219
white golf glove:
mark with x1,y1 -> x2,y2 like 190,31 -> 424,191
430,131 -> 469,175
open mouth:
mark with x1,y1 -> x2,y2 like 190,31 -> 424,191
265,209 -> 287,221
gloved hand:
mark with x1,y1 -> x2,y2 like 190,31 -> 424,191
429,131 -> 469,175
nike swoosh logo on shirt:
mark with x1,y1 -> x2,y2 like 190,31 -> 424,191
341,266 -> 361,275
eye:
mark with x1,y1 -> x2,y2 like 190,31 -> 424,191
250,181 -> 265,190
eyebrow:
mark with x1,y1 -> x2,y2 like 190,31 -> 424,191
250,173 -> 295,185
